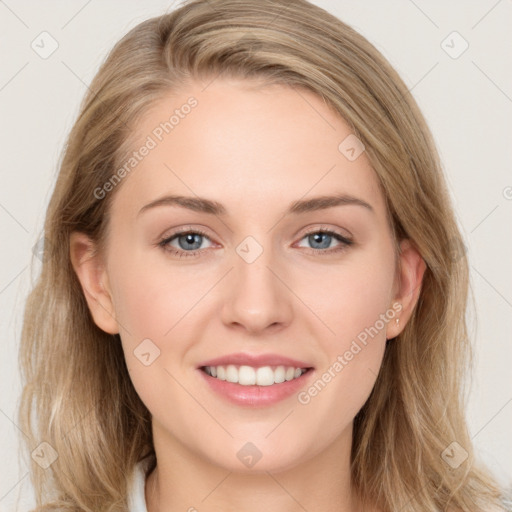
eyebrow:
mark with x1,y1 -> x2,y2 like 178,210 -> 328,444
137,193 -> 374,217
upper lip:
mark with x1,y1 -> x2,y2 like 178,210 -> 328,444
198,352 -> 313,369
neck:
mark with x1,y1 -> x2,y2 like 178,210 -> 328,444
145,422 -> 366,512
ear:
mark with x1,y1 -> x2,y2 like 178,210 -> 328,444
386,239 -> 426,340
69,232 -> 119,335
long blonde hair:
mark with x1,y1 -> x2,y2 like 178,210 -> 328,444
19,0 -> 506,510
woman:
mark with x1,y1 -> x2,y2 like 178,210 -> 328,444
19,0 -> 509,510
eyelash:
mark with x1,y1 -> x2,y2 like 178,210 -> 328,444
157,226 -> 354,259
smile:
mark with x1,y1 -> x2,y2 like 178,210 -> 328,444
201,364 -> 308,386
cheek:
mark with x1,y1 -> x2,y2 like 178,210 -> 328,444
297,252 -> 395,412
108,253 -> 201,342
107,258 -> 195,419
306,254 -> 395,347
106,252 -> 212,397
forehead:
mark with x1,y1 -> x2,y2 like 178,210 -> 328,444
110,78 -> 386,222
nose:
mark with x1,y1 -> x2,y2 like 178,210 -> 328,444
220,244 -> 293,335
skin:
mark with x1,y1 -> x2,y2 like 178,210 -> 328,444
71,77 -> 425,512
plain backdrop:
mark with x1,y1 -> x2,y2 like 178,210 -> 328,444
1,1 -> 511,510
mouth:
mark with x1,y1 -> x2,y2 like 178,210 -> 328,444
200,364 -> 312,386
197,353 -> 315,406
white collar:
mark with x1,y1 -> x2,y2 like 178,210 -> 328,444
127,458 -> 153,512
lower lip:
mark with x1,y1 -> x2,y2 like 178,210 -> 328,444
198,369 -> 314,407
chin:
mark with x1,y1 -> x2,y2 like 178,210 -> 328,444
198,436 -> 313,475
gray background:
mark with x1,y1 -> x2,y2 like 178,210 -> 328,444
1,1 -> 511,510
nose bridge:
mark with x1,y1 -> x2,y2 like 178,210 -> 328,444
221,234 -> 292,332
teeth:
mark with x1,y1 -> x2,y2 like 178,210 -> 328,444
203,365 -> 307,386
239,365 -> 256,385
226,364 -> 238,383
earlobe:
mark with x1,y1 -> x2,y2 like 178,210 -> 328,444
386,239 -> 426,340
69,232 -> 119,335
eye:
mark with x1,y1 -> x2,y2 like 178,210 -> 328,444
157,226 -> 353,258
296,228 -> 353,254
158,228 -> 214,258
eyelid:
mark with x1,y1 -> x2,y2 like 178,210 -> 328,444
157,223 -> 354,257
156,225 -> 217,256
292,227 -> 353,255
158,225 -> 214,242
295,223 -> 353,242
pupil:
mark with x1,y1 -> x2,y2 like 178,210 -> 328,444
179,233 -> 202,250
310,233 -> 330,249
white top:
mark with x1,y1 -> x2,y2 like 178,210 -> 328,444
125,459 -> 512,512
127,460 -> 150,512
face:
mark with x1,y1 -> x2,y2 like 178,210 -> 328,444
74,77 -> 416,474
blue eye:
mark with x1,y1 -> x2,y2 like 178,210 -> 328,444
297,230 -> 353,253
158,228 -> 353,258
174,233 -> 205,251
158,229 -> 213,257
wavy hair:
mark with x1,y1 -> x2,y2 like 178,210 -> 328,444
19,0 -> 505,510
